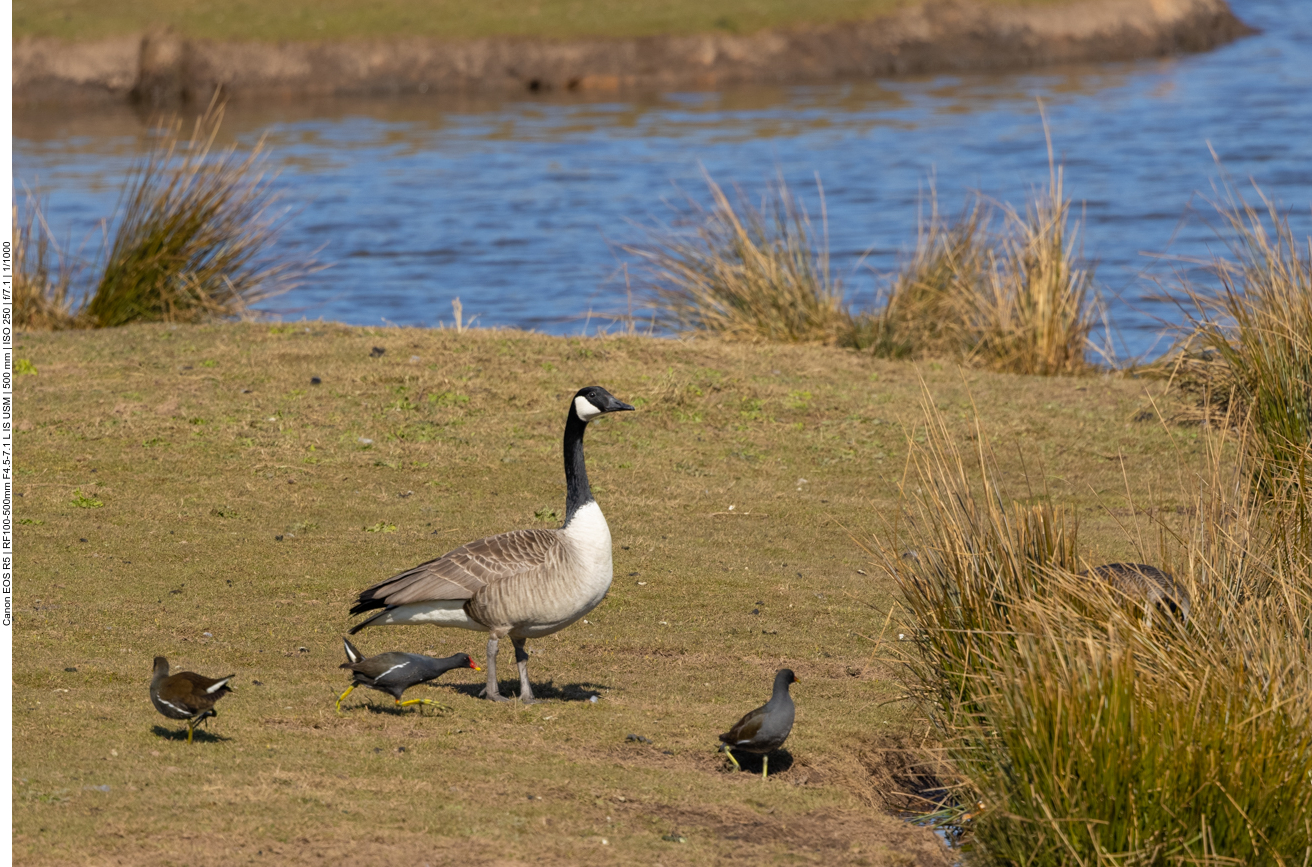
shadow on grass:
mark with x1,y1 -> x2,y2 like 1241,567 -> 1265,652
719,747 -> 795,776
150,724 -> 231,744
447,679 -> 614,703
332,680 -> 614,713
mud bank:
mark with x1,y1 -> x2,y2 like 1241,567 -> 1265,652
14,0 -> 1251,105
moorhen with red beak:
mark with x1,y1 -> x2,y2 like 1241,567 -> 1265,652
336,637 -> 480,714
150,657 -> 234,743
719,669 -> 798,779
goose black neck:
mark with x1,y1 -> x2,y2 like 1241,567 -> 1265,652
563,410 -> 593,523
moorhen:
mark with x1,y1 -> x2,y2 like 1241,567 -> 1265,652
336,637 -> 480,714
1080,562 -> 1190,626
150,657 -> 234,743
719,669 -> 798,779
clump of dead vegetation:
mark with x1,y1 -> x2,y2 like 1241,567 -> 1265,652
14,100 -> 310,332
634,152 -> 1098,375
1166,176 -> 1312,502
13,197 -> 82,331
625,172 -> 853,345
876,390 -> 1312,864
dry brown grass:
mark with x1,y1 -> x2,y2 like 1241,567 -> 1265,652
863,197 -> 989,360
627,172 -> 854,345
969,165 -> 1097,375
1169,177 -> 1312,500
877,389 -> 1312,863
12,197 -> 82,331
87,101 -> 307,328
14,323 -> 1204,865
870,166 -> 1097,375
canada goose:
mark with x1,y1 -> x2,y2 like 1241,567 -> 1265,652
336,637 -> 480,714
719,669 -> 798,779
1081,563 -> 1190,627
150,657 -> 234,743
348,385 -> 635,703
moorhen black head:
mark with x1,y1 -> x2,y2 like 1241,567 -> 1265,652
150,656 -> 234,744
718,668 -> 798,779
336,637 -> 480,714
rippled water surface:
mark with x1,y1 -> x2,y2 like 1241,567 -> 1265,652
13,0 -> 1312,358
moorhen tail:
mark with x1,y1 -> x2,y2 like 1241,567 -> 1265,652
150,657 -> 234,744
718,669 -> 798,779
336,637 -> 480,714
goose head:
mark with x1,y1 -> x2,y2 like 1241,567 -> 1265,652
571,386 -> 635,423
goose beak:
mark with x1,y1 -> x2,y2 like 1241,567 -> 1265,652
606,397 -> 635,413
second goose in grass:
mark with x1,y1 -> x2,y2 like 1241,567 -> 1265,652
348,385 -> 634,703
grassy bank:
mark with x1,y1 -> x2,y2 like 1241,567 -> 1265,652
15,0 -> 1071,43
13,323 -> 1199,865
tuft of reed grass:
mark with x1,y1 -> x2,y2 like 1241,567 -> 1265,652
86,100 -> 303,328
1174,177 -> 1312,498
969,162 -> 1097,376
12,196 -> 82,331
871,166 -> 1097,374
865,195 -> 990,360
878,389 -> 1312,865
626,172 -> 853,344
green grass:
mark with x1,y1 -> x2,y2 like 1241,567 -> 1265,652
14,323 -> 1202,865
15,0 -> 1075,42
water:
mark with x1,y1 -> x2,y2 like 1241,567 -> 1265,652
13,0 -> 1311,359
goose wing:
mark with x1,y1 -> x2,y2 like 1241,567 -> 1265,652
350,528 -> 560,615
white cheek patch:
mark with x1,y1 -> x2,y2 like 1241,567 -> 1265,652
574,395 -> 604,421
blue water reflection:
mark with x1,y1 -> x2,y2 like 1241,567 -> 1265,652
13,0 -> 1310,359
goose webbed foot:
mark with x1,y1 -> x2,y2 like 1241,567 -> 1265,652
479,685 -> 513,702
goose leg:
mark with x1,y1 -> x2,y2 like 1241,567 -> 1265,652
511,638 -> 538,704
480,636 -> 510,702
336,683 -> 356,713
